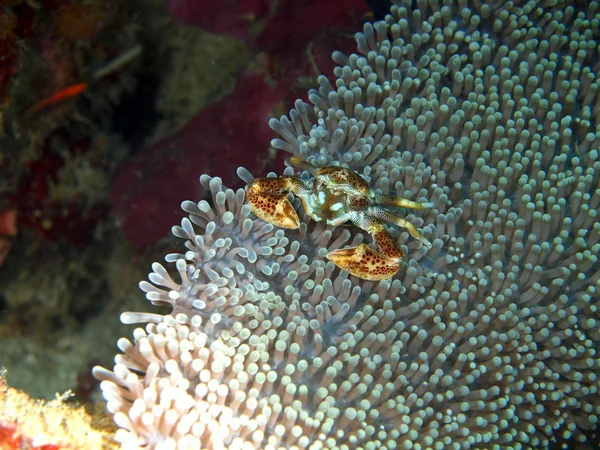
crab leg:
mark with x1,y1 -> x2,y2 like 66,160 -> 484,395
288,156 -> 318,175
246,177 -> 305,229
366,208 -> 432,248
374,193 -> 434,210
326,212 -> 405,281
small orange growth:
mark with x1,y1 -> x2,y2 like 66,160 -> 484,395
0,209 -> 17,237
26,82 -> 88,116
0,209 -> 16,268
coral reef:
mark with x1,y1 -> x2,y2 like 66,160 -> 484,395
0,0 -> 167,399
0,372 -> 117,449
0,0 -> 144,253
94,0 -> 600,449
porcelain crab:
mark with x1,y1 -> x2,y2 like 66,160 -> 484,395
246,157 -> 433,281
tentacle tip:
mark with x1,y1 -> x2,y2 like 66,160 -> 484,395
422,202 -> 435,209
420,238 -> 433,249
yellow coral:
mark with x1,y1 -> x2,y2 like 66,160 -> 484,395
0,370 -> 117,449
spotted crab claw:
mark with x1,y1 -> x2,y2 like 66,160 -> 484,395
246,177 -> 304,229
327,242 -> 405,281
327,216 -> 407,281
